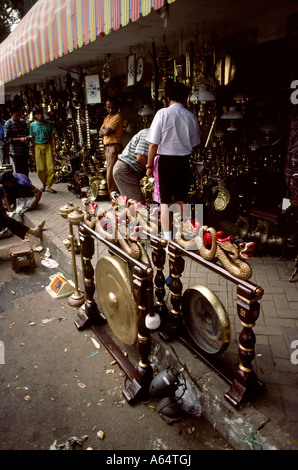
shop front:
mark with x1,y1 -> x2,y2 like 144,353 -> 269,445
0,0 -> 297,255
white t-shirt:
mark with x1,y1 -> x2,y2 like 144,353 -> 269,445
146,103 -> 200,156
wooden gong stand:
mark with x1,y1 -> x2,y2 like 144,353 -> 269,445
75,222 -> 154,403
150,236 -> 265,408
75,222 -> 265,408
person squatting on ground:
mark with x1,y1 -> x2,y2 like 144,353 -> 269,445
4,107 -> 30,176
99,97 -> 123,199
0,186 -> 45,239
30,106 -> 57,193
113,128 -> 150,204
0,171 -> 42,213
146,80 -> 201,241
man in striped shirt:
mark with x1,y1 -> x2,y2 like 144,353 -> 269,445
4,108 -> 30,176
113,128 -> 149,203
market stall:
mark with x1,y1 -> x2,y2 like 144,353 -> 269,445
0,0 -> 297,255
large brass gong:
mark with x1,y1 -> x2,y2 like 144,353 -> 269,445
182,285 -> 230,354
95,256 -> 138,345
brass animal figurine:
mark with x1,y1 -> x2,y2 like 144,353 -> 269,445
195,226 -> 255,280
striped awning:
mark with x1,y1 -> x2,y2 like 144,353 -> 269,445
0,0 -> 176,85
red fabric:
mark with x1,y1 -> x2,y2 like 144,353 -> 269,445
131,0 -> 140,22
112,0 -> 120,30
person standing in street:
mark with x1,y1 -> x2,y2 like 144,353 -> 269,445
30,106 -> 57,193
113,128 -> 150,203
146,80 -> 200,241
99,97 -> 123,200
0,108 -> 8,167
4,107 -> 30,176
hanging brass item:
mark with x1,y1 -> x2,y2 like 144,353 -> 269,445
215,55 -> 236,86
95,256 -> 138,345
182,284 -> 230,354
212,186 -> 230,211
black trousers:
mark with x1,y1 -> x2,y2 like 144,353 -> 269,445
0,208 -> 29,239
12,155 -> 29,177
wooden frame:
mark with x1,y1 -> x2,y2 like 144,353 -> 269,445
127,54 -> 136,87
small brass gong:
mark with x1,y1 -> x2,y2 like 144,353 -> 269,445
95,255 -> 138,345
182,285 -> 230,354
87,179 -> 100,202
212,186 -> 230,211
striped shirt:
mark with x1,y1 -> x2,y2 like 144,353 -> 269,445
30,119 -> 55,144
4,117 -> 29,157
118,129 -> 149,173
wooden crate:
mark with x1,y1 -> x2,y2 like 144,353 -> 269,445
9,244 -> 36,273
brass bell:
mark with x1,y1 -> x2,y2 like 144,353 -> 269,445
68,208 -> 84,226
59,202 -> 79,219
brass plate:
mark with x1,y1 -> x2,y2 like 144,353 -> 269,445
212,186 -> 230,211
182,284 -> 230,354
95,256 -> 138,345
87,179 -> 100,202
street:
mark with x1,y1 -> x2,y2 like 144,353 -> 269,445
0,241 -> 233,452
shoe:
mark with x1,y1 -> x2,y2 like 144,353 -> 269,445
38,220 -> 46,230
47,187 -> 56,193
28,220 -> 46,238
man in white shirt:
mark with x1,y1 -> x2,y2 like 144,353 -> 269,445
146,81 -> 200,241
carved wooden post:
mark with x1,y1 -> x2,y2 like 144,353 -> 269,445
225,284 -> 264,407
150,238 -> 168,326
160,241 -> 185,339
132,265 -> 154,392
75,223 -> 103,330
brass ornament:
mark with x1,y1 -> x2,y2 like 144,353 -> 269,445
215,55 -> 236,85
95,256 -> 138,345
86,178 -> 101,201
212,186 -> 230,211
182,284 -> 230,354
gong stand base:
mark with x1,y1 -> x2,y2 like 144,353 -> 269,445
160,324 -> 235,385
224,369 -> 265,408
91,324 -> 148,403
75,307 -> 150,403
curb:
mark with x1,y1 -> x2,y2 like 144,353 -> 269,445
23,212 -> 297,451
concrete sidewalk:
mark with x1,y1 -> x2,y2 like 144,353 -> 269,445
2,172 -> 298,450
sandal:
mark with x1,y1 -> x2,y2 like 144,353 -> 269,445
40,186 -> 46,192
47,187 -> 57,193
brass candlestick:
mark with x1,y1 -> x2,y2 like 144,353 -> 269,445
59,203 -> 85,308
